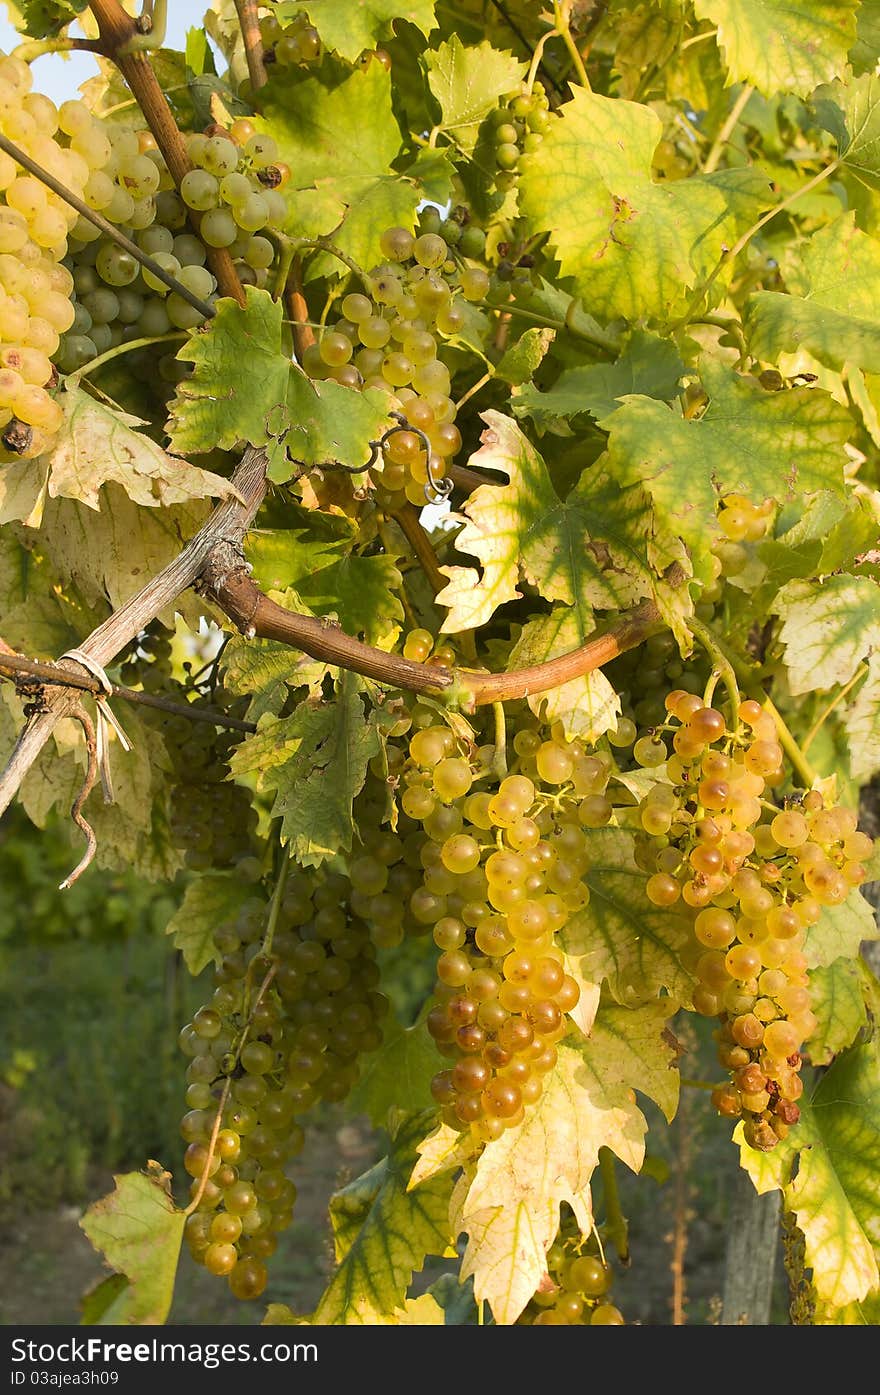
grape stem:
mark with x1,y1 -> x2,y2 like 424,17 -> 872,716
688,616 -> 740,719
261,842 -> 290,960
702,84 -> 754,175
801,664 -> 868,755
552,1 -> 591,89
390,506 -> 447,595
12,37 -> 103,60
0,649 -> 257,733
233,0 -> 268,93
70,331 -> 186,381
492,702 -> 508,780
0,130 -> 217,319
598,1146 -> 628,1263
487,0 -> 564,99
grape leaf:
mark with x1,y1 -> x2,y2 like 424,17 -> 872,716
0,457 -> 48,527
519,88 -> 730,322
603,363 -> 850,562
738,1043 -> 880,1311
297,555 -> 404,643
843,652 -> 880,782
494,326 -> 555,388
560,826 -> 695,1005
164,874 -> 260,975
746,214 -> 880,373
805,887 -> 879,969
7,0 -> 87,39
79,1166 -> 184,1325
815,73 -> 880,191
754,491 -> 879,597
774,575 -> 880,694
513,330 -> 685,428
692,0 -> 857,97
437,412 -> 658,633
808,957 -> 868,1065
457,1007 -> 679,1324
349,1012 -> 446,1127
508,608 -> 621,743
222,632 -> 328,719
41,387 -> 239,512
229,673 -> 384,865
425,36 -> 525,153
275,0 -> 438,62
851,0 -> 880,75
168,288 -> 389,476
313,1110 -> 453,1323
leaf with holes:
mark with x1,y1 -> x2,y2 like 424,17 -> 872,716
79,1166 -> 184,1324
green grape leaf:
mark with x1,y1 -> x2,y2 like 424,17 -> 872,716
6,0 -> 87,39
164,874 -> 259,975
42,388 -> 239,511
746,214 -> 880,373
297,555 -> 404,643
425,36 -> 525,153
458,1007 -> 679,1325
808,957 -> 869,1065
349,1013 -> 445,1128
494,327 -> 555,388
560,826 -> 695,1005
275,0 -> 438,62
437,413 -> 658,633
167,289 -> 289,456
851,0 -> 880,75
246,521 -> 351,590
519,88 -> 730,322
843,652 -> 880,782
79,1166 -> 184,1325
805,888 -> 879,969
513,330 -> 685,427
692,1 -> 857,96
303,175 -> 421,280
222,633 -> 328,720
815,74 -> 880,191
168,288 -> 389,475
755,491 -> 863,594
738,1044 -> 880,1310
314,1110 -> 453,1323
229,673 -> 383,866
508,608 -> 621,743
774,575 -> 880,694
604,364 -> 850,563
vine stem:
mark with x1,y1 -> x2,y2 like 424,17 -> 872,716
0,650 -> 257,733
702,84 -> 754,174
390,506 -> 446,595
552,0 -> 590,88
71,331 -> 186,380
261,841 -> 290,960
13,37 -> 103,60
688,616 -> 740,720
0,131 -> 215,319
87,0 -> 245,305
233,0 -> 268,92
598,1146 -> 628,1263
491,702 -> 508,780
801,664 -> 868,754
681,160 -> 839,324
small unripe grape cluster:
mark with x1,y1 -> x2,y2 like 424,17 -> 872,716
0,54 -> 114,456
519,1228 -> 624,1326
395,718 -> 618,1140
634,690 -> 873,1150
486,83 -> 552,189
181,870 -> 389,1298
301,214 -> 490,507
259,10 -> 322,67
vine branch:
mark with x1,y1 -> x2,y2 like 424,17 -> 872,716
234,0 -> 268,92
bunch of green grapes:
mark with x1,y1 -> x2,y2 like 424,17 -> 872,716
258,9 -> 322,66
519,1229 -> 624,1326
394,716 -> 624,1142
0,53 -> 113,456
631,691 -> 873,1151
182,868 -> 389,1298
486,82 -> 552,189
300,214 -> 490,507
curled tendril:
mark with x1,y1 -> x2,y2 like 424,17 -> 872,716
302,411 -> 454,504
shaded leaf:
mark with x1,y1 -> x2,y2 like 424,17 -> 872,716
816,73 -> 880,192
842,651 -> 880,782
79,1167 -> 184,1325
275,0 -> 438,62
164,875 -> 260,975
738,1044 -> 880,1311
808,957 -> 868,1065
513,330 -> 685,427
314,1110 -> 453,1323
561,826 -> 695,1005
349,1012 -> 446,1127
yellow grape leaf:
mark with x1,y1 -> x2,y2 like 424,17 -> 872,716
457,1005 -> 679,1324
409,1119 -> 476,1190
738,1043 -> 880,1312
45,386 -> 240,511
79,1165 -> 184,1324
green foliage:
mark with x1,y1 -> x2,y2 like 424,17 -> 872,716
79,1168 -> 185,1324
